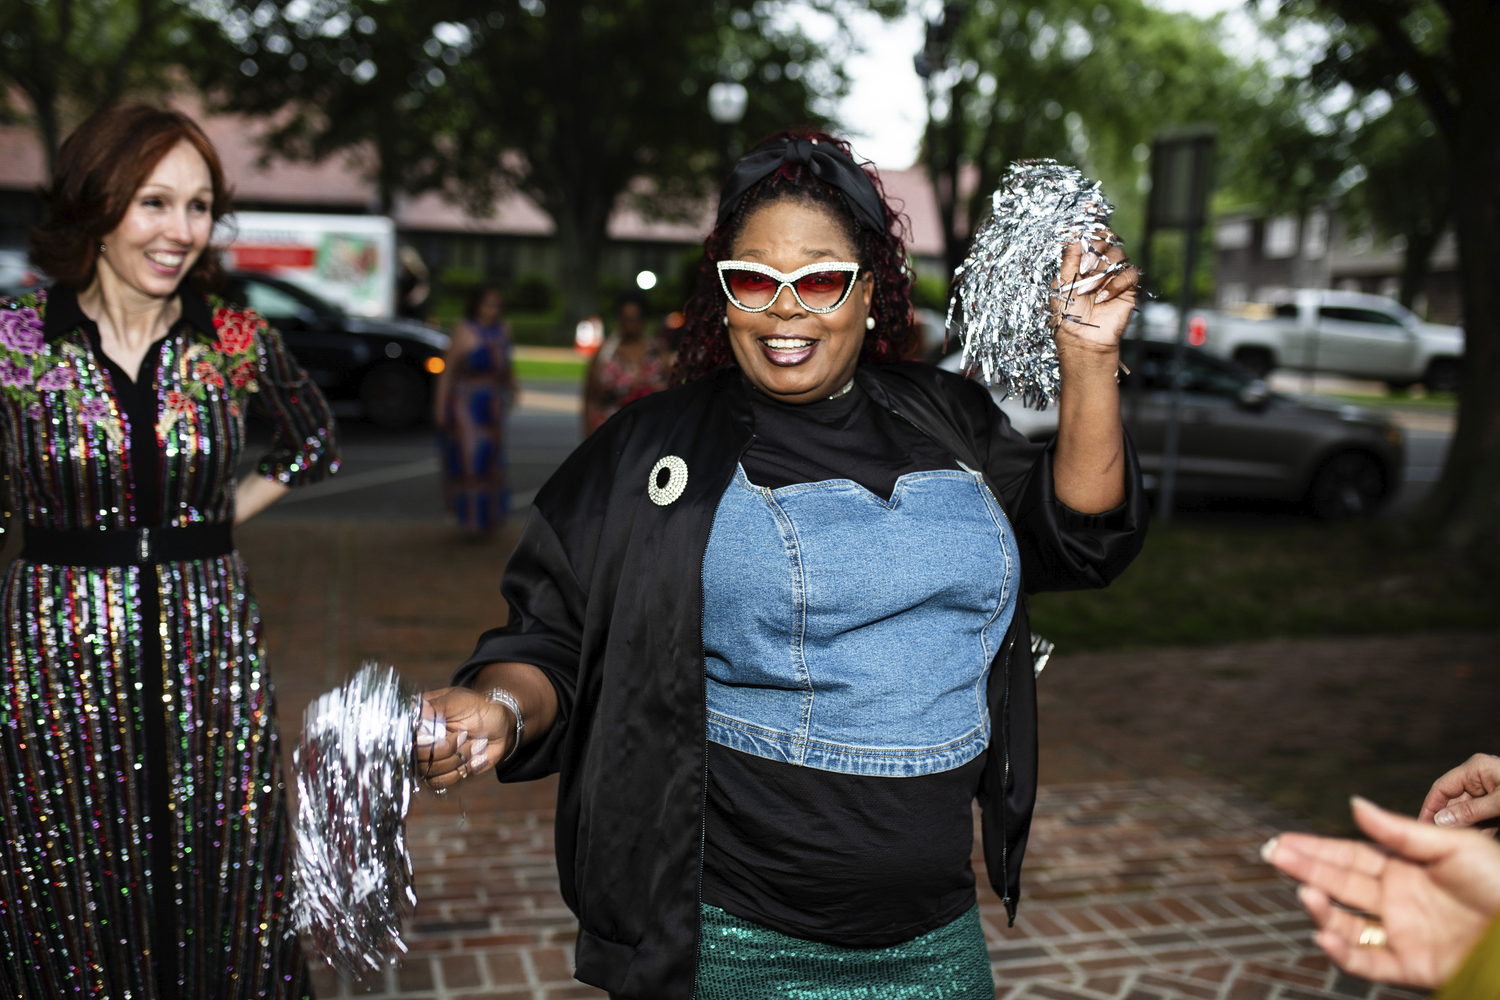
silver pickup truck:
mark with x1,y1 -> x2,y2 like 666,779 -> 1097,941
1148,290 -> 1465,392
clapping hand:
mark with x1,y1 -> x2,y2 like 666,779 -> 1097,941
1420,753 -> 1500,832
1263,796 -> 1500,989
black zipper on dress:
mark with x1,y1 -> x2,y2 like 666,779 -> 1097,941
692,434 -> 755,1000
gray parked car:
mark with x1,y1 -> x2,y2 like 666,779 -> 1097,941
941,340 -> 1405,518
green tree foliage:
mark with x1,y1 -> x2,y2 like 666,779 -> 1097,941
917,0 -> 1344,279
1277,0 -> 1500,549
187,0 -> 848,321
181,0 -> 469,213
1341,94 -> 1450,312
0,0 -> 227,171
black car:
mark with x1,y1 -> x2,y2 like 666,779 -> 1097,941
942,339 -> 1405,518
226,271 -> 449,428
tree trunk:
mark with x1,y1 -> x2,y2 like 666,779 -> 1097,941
549,189 -> 611,330
1398,223 -> 1441,313
1416,55 -> 1500,555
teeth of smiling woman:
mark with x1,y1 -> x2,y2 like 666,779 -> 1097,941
764,339 -> 814,350
147,251 -> 185,267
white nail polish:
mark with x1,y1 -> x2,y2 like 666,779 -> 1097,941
1259,836 -> 1280,863
1435,809 -> 1456,826
470,737 -> 489,754
1096,288 -> 1110,303
414,731 -> 436,747
469,752 -> 487,770
455,730 -> 469,749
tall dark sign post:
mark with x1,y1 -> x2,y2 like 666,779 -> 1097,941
1146,126 -> 1216,521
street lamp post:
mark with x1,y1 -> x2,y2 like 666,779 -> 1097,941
708,81 -> 748,175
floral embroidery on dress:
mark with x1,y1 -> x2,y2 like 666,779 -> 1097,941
157,299 -> 263,435
0,290 -> 125,444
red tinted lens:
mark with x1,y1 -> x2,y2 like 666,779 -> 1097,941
725,269 -> 779,308
792,270 -> 853,309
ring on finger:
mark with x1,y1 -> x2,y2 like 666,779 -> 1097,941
1357,924 -> 1388,949
456,761 -> 471,780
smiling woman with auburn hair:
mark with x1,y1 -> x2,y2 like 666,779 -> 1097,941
0,105 -> 338,998
415,129 -> 1148,999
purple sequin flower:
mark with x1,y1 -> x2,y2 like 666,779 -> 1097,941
0,357 -> 32,388
36,365 -> 74,391
0,307 -> 44,355
78,397 -> 112,422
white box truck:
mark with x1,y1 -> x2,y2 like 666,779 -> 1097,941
217,211 -> 396,319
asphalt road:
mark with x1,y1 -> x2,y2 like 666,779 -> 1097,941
245,379 -> 581,523
243,379 -> 1452,524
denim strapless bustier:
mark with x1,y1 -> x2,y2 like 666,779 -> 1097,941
702,464 -> 1020,777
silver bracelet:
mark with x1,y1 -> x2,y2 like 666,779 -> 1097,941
485,688 -> 524,763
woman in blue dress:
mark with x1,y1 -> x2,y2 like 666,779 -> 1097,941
433,283 -> 515,534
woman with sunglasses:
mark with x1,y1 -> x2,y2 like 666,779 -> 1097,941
416,130 -> 1147,999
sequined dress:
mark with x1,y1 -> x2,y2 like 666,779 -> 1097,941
0,287 -> 339,998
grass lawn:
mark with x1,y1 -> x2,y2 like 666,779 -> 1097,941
515,357 -> 588,381
1030,518 -> 1498,653
1330,391 -> 1458,412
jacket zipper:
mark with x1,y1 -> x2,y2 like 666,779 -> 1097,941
997,628 -> 1017,923
692,435 -> 754,1000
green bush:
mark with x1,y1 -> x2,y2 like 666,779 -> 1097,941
911,274 -> 950,312
437,265 -> 486,296
508,272 -> 557,313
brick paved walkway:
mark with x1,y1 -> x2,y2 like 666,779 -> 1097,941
236,523 -> 1430,1000
305,777 -> 1420,1000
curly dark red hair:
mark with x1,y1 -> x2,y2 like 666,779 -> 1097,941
673,129 -> 917,384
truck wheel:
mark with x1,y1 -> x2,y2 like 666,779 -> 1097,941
1424,358 -> 1462,395
360,362 -> 428,429
1232,347 -> 1275,379
1306,451 -> 1386,520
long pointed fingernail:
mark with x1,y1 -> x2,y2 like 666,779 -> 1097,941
414,730 -> 436,747
456,730 -> 469,749
1435,809 -> 1457,826
1096,289 -> 1111,303
1259,836 -> 1280,864
469,737 -> 489,756
469,751 -> 487,770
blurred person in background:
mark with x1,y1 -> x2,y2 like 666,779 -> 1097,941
434,283 -> 515,535
581,289 -> 670,435
396,244 -> 432,323
0,104 -> 338,998
1264,754 -> 1500,997
414,130 -> 1146,999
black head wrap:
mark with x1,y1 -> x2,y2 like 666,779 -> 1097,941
716,137 -> 888,234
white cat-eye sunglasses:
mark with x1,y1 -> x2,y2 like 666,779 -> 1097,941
717,260 -> 864,315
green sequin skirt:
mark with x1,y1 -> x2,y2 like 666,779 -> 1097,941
695,903 -> 995,999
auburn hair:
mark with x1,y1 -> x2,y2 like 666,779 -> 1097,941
673,128 -> 917,383
30,104 -> 231,292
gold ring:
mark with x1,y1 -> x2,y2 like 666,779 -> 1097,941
1358,924 -> 1388,949
456,761 -> 470,780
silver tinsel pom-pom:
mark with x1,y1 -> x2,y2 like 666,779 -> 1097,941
292,662 -> 422,973
946,159 -> 1118,409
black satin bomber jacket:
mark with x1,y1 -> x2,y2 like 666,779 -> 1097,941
453,361 -> 1147,1000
